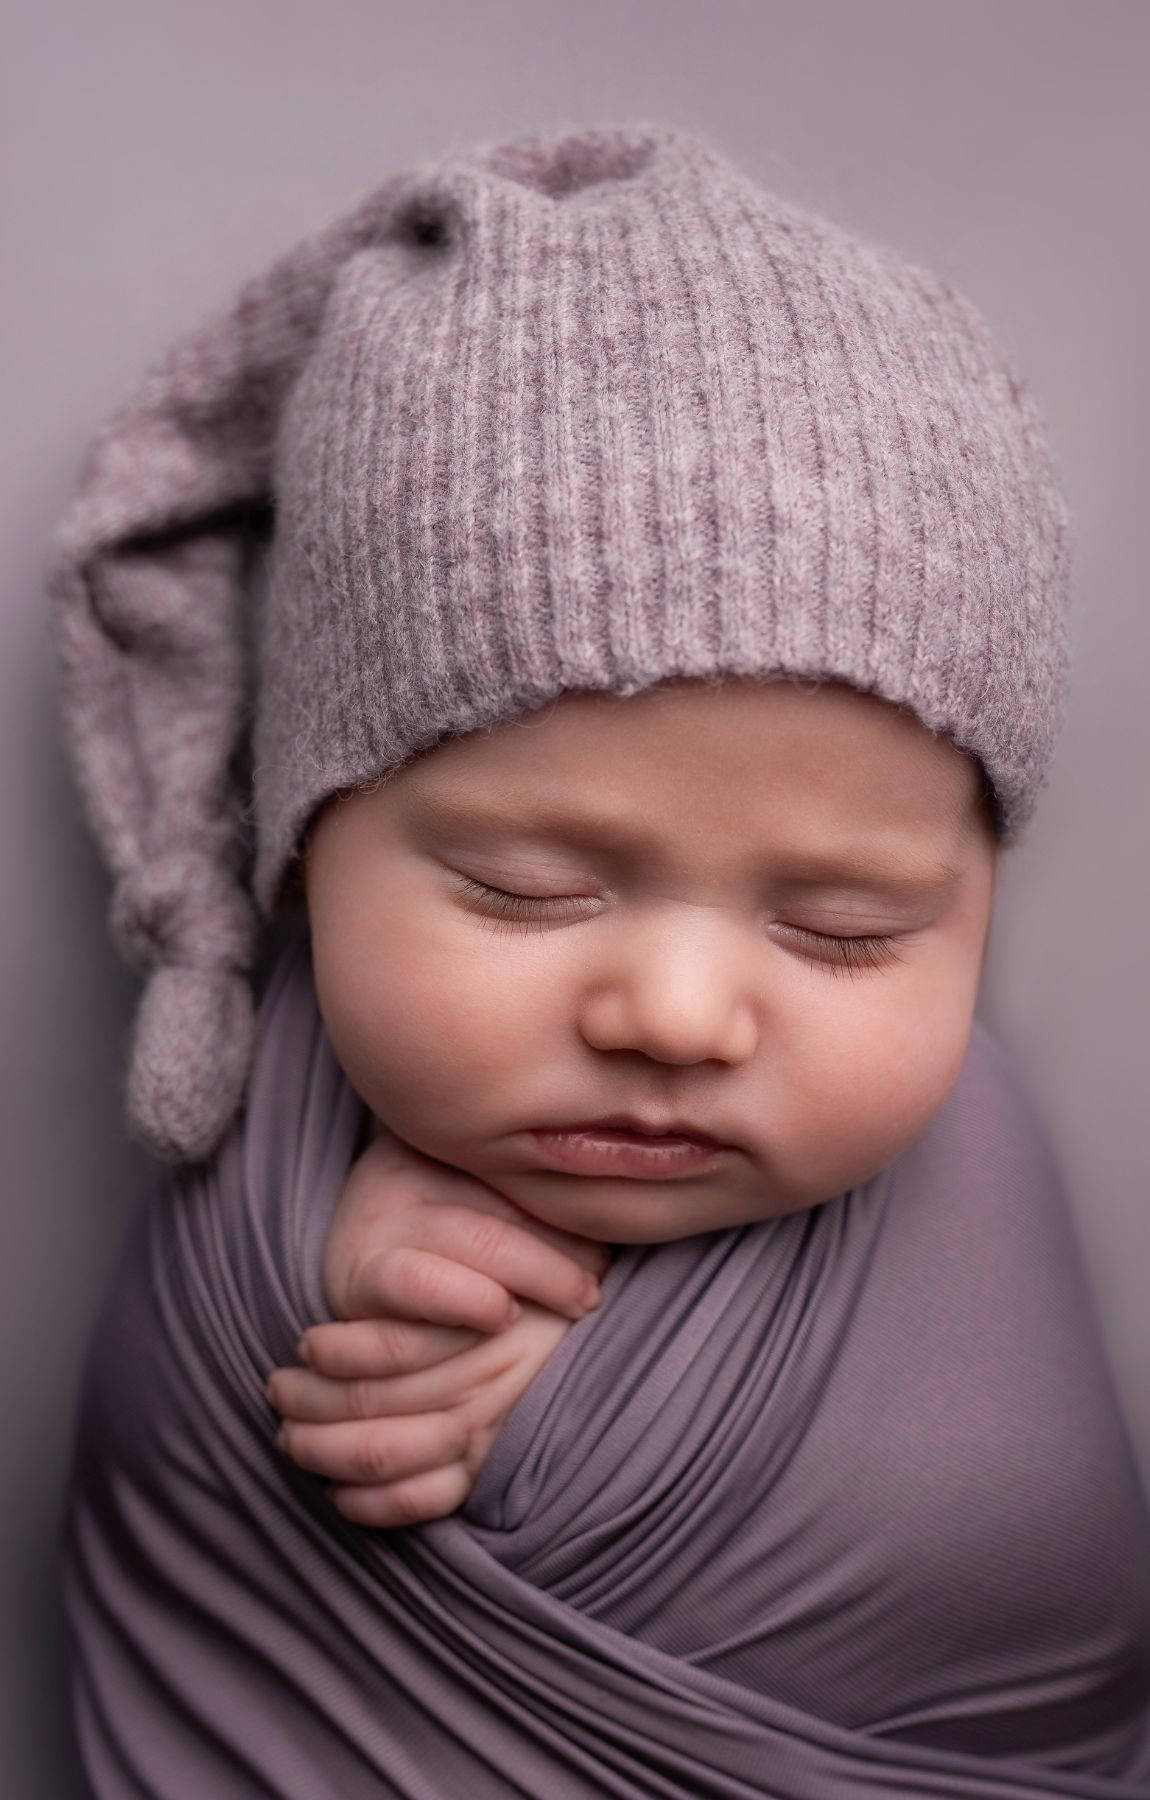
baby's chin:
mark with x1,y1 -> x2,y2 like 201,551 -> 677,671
485,1166 -> 832,1245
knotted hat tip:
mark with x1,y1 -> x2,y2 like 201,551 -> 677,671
124,963 -> 256,1164
106,849 -> 262,1164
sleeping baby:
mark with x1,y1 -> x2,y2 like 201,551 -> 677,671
269,674 -> 998,1528
51,121 -> 1150,1796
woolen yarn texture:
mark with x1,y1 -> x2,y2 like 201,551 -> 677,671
46,120 -> 1073,1164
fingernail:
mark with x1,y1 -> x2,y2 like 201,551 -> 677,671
275,1425 -> 289,1451
578,1279 -> 602,1313
504,1300 -> 521,1326
263,1378 -> 277,1405
296,1335 -> 312,1364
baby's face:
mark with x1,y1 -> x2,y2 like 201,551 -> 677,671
303,678 -> 997,1243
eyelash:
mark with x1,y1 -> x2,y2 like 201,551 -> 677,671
452,876 -> 905,978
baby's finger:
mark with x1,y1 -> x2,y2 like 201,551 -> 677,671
267,1356 -> 484,1423
325,1462 -> 473,1529
504,1220 -> 613,1286
298,1316 -> 478,1380
277,1411 -> 467,1486
357,1246 -> 521,1333
416,1208 -> 602,1322
420,1186 -> 612,1285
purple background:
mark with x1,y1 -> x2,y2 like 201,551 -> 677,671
5,1 -> 1148,1791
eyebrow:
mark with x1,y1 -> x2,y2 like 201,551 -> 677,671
411,794 -> 965,895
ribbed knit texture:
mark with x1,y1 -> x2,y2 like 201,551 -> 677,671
47,121 -> 1072,1164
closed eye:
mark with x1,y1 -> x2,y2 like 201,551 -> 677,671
452,875 -> 905,977
769,922 -> 904,977
452,875 -> 596,930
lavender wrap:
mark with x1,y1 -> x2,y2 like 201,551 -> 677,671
62,922 -> 1150,1797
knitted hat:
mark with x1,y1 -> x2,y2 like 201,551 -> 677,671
47,120 -> 1071,1166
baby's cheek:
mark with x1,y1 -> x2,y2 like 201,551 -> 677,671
798,1015 -> 971,1196
318,968 -> 475,1132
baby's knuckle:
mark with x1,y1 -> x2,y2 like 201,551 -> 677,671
371,1318 -> 418,1369
345,1378 -> 382,1422
406,1255 -> 455,1311
459,1214 -> 509,1265
349,1429 -> 400,1483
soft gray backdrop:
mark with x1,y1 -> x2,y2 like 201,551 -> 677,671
5,1 -> 1148,1792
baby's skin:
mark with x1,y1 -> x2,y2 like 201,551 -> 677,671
265,1124 -> 607,1525
266,673 -> 1000,1524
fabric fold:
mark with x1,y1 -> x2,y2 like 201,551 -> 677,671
62,920 -> 1150,1797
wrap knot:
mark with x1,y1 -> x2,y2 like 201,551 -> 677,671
109,849 -> 257,975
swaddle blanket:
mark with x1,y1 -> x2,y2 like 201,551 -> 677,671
63,921 -> 1150,1798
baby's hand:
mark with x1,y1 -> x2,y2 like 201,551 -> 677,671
265,1122 -> 611,1526
266,1299 -> 574,1526
319,1122 -> 609,1336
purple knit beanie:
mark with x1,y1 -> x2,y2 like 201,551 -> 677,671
47,121 -> 1071,1166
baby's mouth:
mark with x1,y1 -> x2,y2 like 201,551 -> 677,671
526,1125 -> 733,1180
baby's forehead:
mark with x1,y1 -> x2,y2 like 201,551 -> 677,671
388,676 -> 990,862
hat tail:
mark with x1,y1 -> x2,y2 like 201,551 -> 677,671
47,184 -> 400,1163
